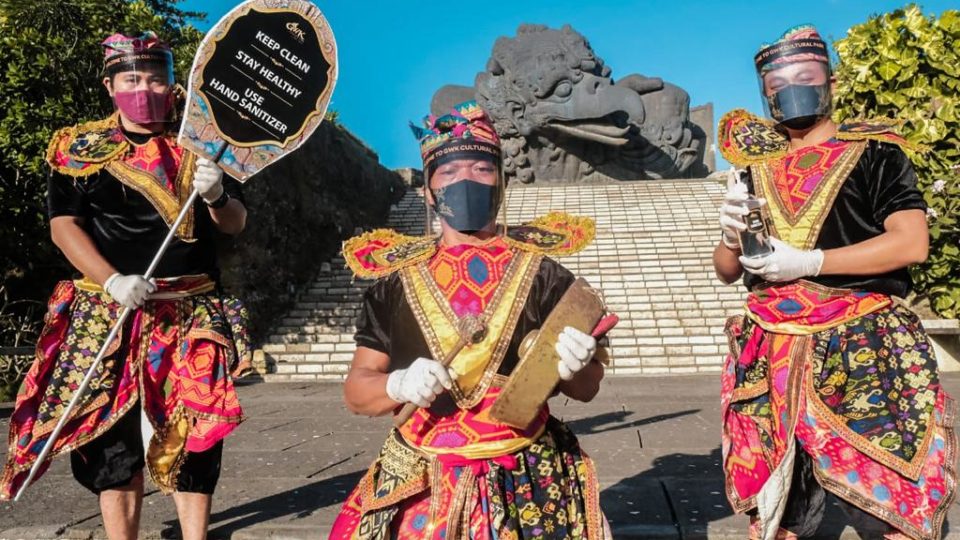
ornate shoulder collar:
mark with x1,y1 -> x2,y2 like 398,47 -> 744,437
718,108 -> 924,168
503,211 -> 595,257
717,109 -> 787,168
342,230 -> 437,280
835,118 -> 925,152
46,113 -> 129,177
342,211 -> 595,280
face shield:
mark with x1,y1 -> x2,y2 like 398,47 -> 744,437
755,39 -> 832,130
105,49 -> 175,124
423,141 -> 504,235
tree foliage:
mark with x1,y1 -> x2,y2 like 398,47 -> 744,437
834,5 -> 960,317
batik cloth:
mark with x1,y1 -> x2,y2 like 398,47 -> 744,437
331,418 -> 602,540
331,239 -> 605,539
1,275 -> 247,498
721,281 -> 957,540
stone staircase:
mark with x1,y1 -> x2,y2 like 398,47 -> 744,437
261,178 -> 746,381
260,192 -> 427,381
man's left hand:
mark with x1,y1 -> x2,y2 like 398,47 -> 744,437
556,326 -> 597,381
193,158 -> 224,204
739,238 -> 824,282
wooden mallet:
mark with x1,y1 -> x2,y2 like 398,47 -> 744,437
393,315 -> 487,427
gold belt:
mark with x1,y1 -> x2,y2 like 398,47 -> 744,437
74,274 -> 216,300
400,422 -> 546,460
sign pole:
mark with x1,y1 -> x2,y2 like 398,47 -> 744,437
14,189 -> 201,501
13,141 -> 233,500
13,0 -> 337,499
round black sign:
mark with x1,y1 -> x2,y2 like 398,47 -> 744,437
198,8 -> 331,146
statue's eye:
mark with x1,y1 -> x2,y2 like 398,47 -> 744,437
554,81 -> 573,98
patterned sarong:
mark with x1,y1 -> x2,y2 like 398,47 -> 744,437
722,281 -> 957,540
331,413 -> 603,540
1,275 -> 247,498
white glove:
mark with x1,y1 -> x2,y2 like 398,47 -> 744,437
719,170 -> 765,249
739,238 -> 824,282
193,158 -> 224,204
556,326 -> 598,381
385,357 -> 456,408
104,273 -> 157,309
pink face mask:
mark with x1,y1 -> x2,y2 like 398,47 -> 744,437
113,90 -> 172,124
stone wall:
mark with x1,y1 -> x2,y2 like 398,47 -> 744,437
218,121 -> 405,343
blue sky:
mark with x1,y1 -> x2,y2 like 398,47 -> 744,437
181,0 -> 954,172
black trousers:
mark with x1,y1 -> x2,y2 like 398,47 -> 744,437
70,402 -> 223,494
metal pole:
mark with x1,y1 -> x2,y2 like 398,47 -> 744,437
14,187 -> 201,501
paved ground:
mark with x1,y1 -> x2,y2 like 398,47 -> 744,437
2,374 -> 959,539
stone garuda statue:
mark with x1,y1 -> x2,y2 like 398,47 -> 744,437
432,24 -> 712,183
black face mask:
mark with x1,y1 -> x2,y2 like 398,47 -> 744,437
766,83 -> 832,129
431,179 -> 501,233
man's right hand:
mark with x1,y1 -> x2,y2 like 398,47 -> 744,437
104,273 -> 157,309
385,357 -> 456,408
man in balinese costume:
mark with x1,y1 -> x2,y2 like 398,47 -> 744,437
331,100 -> 612,539
714,25 -> 957,540
1,32 -> 248,539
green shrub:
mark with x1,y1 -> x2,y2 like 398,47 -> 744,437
833,5 -> 960,317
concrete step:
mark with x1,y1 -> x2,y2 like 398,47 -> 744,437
265,353 -> 353,364
278,317 -> 355,328
309,271 -> 356,280
262,372 -> 346,382
282,307 -> 361,318
268,359 -> 351,374
276,318 -> 356,327
266,333 -> 356,344
263,342 -> 355,354
303,287 -> 360,295
286,299 -> 361,309
262,339 -> 354,353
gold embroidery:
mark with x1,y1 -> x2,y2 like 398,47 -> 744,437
835,118 -> 928,154
342,212 -> 594,280
400,252 -> 540,410
145,403 -> 190,495
717,109 -> 789,168
408,423 -> 546,460
106,150 -> 198,241
807,394 -> 956,540
445,466 -> 476,540
503,211 -> 596,256
717,108 -> 920,168
74,274 -> 215,298
46,114 -> 197,239
751,141 -> 865,250
45,113 -> 130,177
427,458 -> 444,531
360,431 -> 431,513
342,229 -> 438,280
